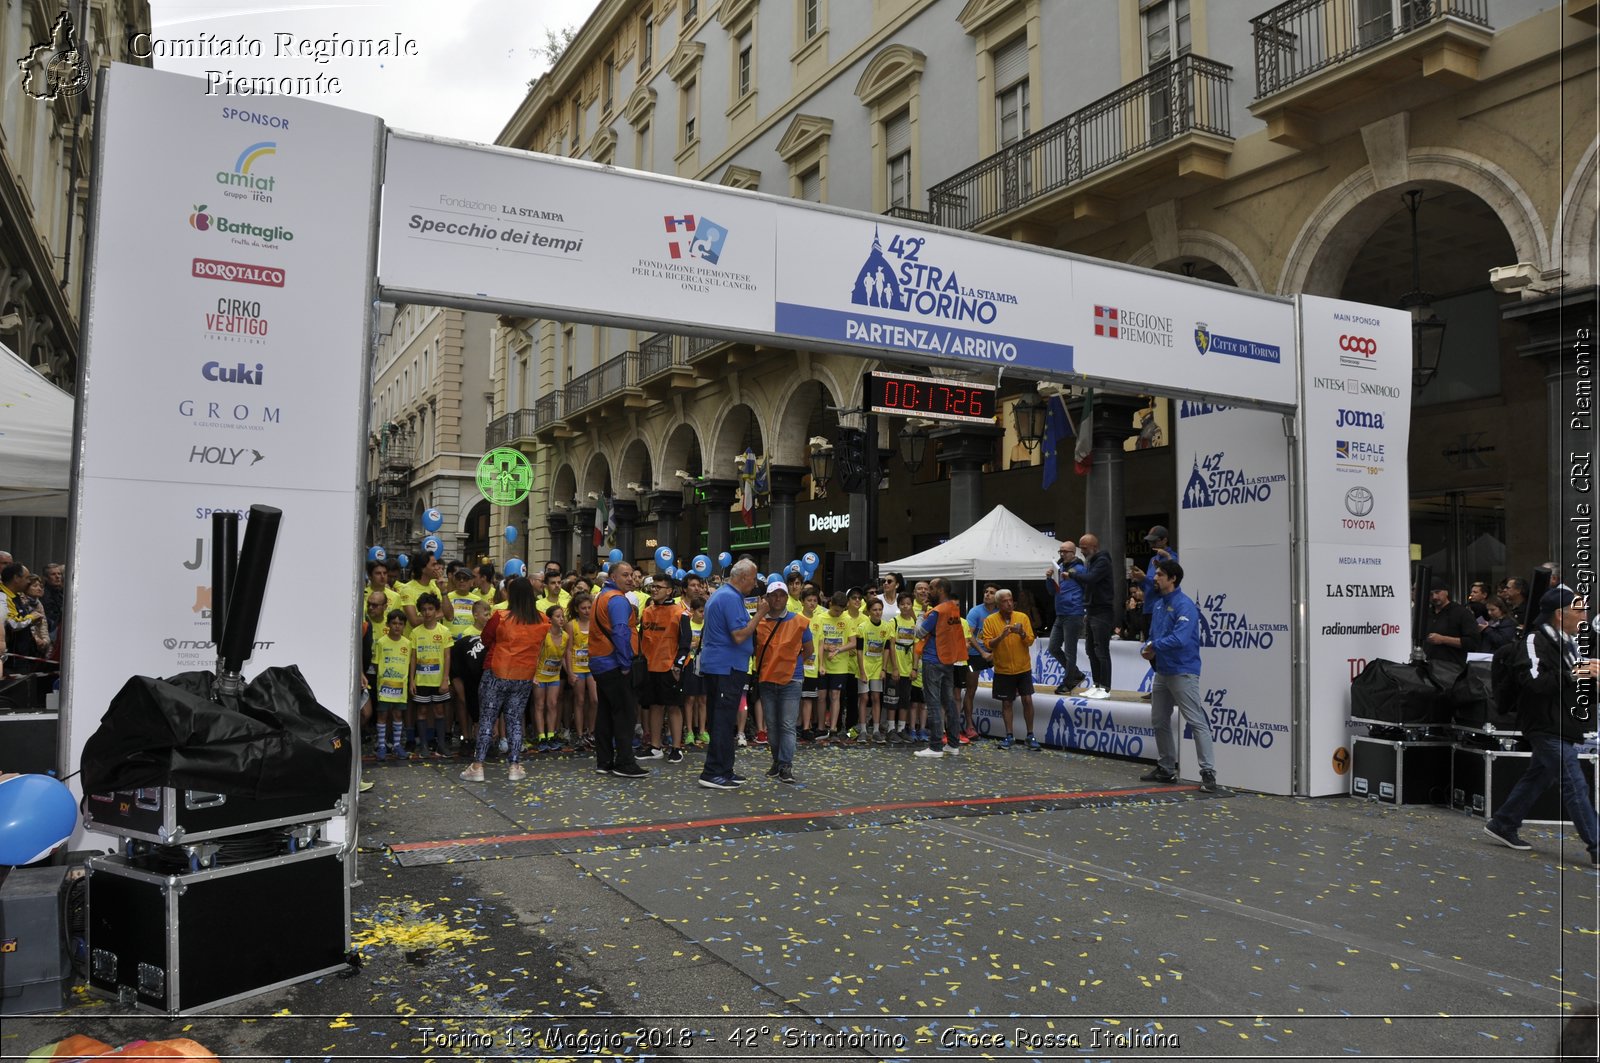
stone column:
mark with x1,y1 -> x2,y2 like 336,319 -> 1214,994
1079,393 -> 1148,605
767,465 -> 809,568
932,424 -> 1005,536
545,510 -> 570,572
701,479 -> 738,562
649,491 -> 684,561
572,506 -> 597,571
611,499 -> 639,564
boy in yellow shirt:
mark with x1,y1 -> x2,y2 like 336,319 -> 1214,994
373,610 -> 412,761
410,593 -> 453,758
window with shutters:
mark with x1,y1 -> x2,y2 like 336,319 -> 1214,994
1142,0 -> 1190,143
799,166 -> 821,202
885,110 -> 911,208
736,30 -> 752,98
602,56 -> 615,113
803,0 -> 820,41
993,36 -> 1029,149
639,13 -> 654,77
681,77 -> 698,146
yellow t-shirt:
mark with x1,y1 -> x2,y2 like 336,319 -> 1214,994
981,611 -> 1035,675
800,611 -> 819,679
811,611 -> 856,676
361,584 -> 401,618
857,617 -> 891,681
892,615 -> 917,680
396,579 -> 448,639
569,620 -> 591,675
411,622 -> 451,690
447,589 -> 484,639
535,630 -> 567,682
374,634 -> 412,704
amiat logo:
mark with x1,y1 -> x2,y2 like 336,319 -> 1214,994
217,141 -> 277,202
664,214 -> 729,264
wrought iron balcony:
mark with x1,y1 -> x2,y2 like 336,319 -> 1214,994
927,54 -> 1232,232
638,332 -> 679,379
532,392 -> 563,431
1253,0 -> 1490,98
486,409 -> 539,448
883,205 -> 935,224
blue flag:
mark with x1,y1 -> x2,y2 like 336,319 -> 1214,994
1041,394 -> 1072,489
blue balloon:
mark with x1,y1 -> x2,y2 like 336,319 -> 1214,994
692,554 -> 711,577
421,535 -> 443,557
608,548 -> 623,564
675,567 -> 688,581
366,545 -> 386,563
0,774 -> 78,866
421,507 -> 443,532
802,551 -> 820,568
787,560 -> 802,576
504,525 -> 518,543
396,553 -> 410,571
717,551 -> 733,571
504,559 -> 526,577
656,546 -> 676,568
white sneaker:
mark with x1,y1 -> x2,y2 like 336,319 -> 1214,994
940,744 -> 961,756
1084,687 -> 1111,700
914,747 -> 945,758
736,732 -> 749,747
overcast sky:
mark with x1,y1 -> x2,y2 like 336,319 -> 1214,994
145,0 -> 598,142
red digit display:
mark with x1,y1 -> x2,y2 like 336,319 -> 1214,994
867,372 -> 995,424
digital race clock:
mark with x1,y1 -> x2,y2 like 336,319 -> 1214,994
866,371 -> 997,425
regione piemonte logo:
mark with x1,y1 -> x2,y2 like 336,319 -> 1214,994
664,214 -> 729,264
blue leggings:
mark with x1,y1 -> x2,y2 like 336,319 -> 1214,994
475,673 -> 532,764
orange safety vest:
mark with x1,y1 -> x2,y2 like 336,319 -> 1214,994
754,613 -> 809,685
589,587 -> 638,661
640,601 -> 687,672
931,600 -> 968,665
485,612 -> 551,681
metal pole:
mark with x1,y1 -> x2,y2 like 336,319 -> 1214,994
864,406 -> 879,577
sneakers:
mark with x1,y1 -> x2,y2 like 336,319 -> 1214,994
666,748 -> 685,764
873,729 -> 889,745
778,767 -> 799,785
1083,686 -> 1111,700
641,746 -> 664,760
595,764 -> 613,775
1199,770 -> 1219,794
756,729 -> 769,744
1001,734 -> 1015,749
459,765 -> 485,782
611,764 -> 651,779
375,744 -> 388,762
697,731 -> 711,746
1054,681 -> 1075,695
766,762 -> 782,777
1140,766 -> 1178,783
730,772 -> 750,783
914,746 -> 945,758
1027,735 -> 1041,751
736,732 -> 749,747
699,775 -> 741,789
1484,820 -> 1531,850
358,777 -> 375,793
508,763 -> 527,782
957,732 -> 972,745
941,743 -> 961,756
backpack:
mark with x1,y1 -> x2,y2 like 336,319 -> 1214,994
1488,637 -> 1529,719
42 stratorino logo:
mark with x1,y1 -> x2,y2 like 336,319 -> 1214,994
1181,451 -> 1287,509
1188,688 -> 1289,750
1195,591 -> 1288,651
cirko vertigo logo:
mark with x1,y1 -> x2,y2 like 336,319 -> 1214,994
192,258 -> 285,288
1342,486 -> 1376,530
205,298 -> 268,340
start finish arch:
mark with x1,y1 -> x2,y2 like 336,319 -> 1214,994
63,68 -> 1414,860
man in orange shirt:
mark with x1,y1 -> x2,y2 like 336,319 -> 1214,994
982,589 -> 1039,750
640,573 -> 693,763
913,577 -> 969,758
752,581 -> 815,784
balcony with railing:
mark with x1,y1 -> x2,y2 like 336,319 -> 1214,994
926,54 -> 1234,235
486,409 -> 539,449
1250,0 -> 1493,149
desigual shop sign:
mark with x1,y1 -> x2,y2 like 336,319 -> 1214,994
808,511 -> 851,534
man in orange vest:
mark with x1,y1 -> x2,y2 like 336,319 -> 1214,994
589,561 -> 649,779
914,576 -> 968,758
753,580 -> 815,784
640,572 -> 692,763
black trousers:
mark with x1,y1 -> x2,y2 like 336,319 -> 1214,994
594,667 -> 641,771
1084,610 -> 1114,691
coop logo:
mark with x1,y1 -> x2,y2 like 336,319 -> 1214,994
1340,334 -> 1377,356
188,444 -> 264,466
192,258 -> 285,288
216,141 -> 278,202
1194,322 -> 1281,364
1196,591 -> 1288,651
204,298 -> 269,340
1335,408 -> 1385,430
202,360 -> 265,385
1342,486 -> 1376,530
1320,620 -> 1403,637
1185,688 -> 1289,749
1042,699 -> 1151,758
1177,400 -> 1232,419
1181,452 -> 1287,509
176,399 -> 281,431
1334,315 -> 1382,370
187,205 -> 293,245
809,511 -> 851,533
1093,304 -> 1174,347
663,214 -> 729,264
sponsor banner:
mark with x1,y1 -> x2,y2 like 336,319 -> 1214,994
972,642 -> 1159,759
379,133 -> 777,334
1073,269 -> 1298,409
1297,295 -> 1412,796
1175,403 -> 1290,547
66,65 -> 380,848
773,212 -> 1074,373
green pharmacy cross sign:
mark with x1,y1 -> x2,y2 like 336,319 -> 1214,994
478,447 -> 533,507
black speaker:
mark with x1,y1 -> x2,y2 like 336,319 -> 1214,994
826,553 -> 873,594
1524,568 -> 1552,629
1411,563 -> 1431,654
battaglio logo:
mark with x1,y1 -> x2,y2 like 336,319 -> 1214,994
1195,591 -> 1288,650
188,205 -> 293,244
1181,451 -> 1287,509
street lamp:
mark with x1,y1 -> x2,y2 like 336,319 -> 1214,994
808,435 -> 834,495
1011,393 -> 1048,452
898,419 -> 930,474
1399,189 -> 1447,390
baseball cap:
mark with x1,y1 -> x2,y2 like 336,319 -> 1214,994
766,581 -> 788,595
1144,525 -> 1169,544
1538,587 -> 1581,617
1429,577 -> 1449,592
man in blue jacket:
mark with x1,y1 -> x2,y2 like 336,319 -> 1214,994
1139,559 -> 1217,793
1044,540 -> 1087,695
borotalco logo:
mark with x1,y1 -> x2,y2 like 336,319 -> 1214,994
202,360 -> 264,385
1187,688 -> 1289,750
205,298 -> 268,339
187,205 -> 293,244
1181,451 -> 1287,509
809,511 -> 851,533
1195,591 -> 1288,651
1319,621 -> 1403,637
1343,486 -> 1376,530
1339,335 -> 1377,356
192,258 -> 285,288
188,444 -> 264,466
1335,408 -> 1385,430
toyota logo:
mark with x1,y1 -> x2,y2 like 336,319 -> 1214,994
1340,335 -> 1377,356
1344,486 -> 1375,516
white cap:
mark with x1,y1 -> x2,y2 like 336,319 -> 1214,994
766,581 -> 788,595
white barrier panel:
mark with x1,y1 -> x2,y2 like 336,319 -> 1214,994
1297,295 -> 1415,796
377,135 -> 1297,409
1172,404 -> 1294,794
970,642 -> 1162,760
64,66 -> 382,847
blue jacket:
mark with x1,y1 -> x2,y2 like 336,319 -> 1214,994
1072,551 -> 1115,612
1048,559 -> 1086,617
588,580 -> 635,675
1146,586 -> 1201,676
1143,546 -> 1177,614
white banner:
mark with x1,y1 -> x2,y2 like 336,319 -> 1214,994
1174,402 -> 1291,547
1296,295 -> 1415,796
379,133 -> 778,334
65,66 -> 381,846
972,641 -> 1161,761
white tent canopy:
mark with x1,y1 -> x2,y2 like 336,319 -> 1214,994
880,504 -> 1059,582
0,342 -> 73,517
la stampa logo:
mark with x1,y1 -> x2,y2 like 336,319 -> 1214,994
664,214 -> 729,264
16,10 -> 88,102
